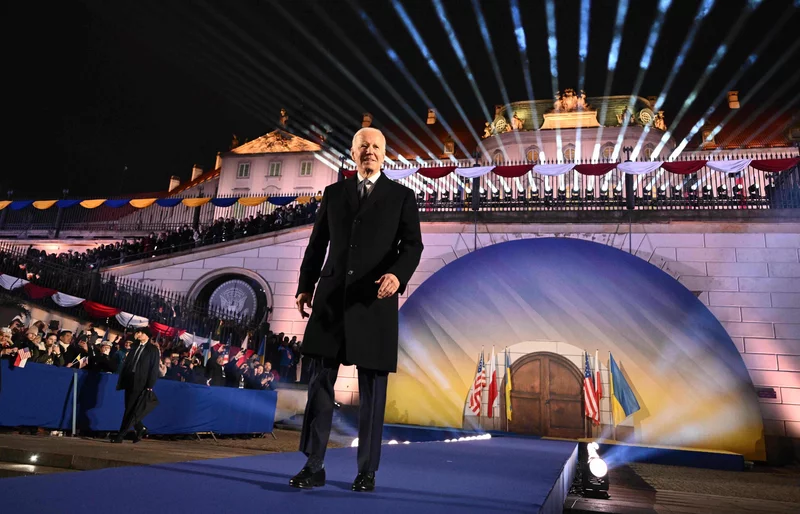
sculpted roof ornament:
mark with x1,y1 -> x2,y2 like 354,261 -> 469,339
229,129 -> 322,154
551,89 -> 592,113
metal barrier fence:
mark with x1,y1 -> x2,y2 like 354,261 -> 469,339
0,242 -> 256,336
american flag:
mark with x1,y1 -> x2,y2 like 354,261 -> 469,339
14,348 -> 31,368
584,352 -> 600,424
594,350 -> 603,413
468,350 -> 486,415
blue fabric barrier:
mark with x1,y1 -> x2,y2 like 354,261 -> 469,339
0,361 -> 277,434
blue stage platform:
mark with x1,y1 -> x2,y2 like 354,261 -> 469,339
0,437 -> 577,514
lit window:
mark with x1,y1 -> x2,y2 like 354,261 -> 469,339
493,151 -> 504,164
300,161 -> 313,176
601,144 -> 615,160
525,146 -> 540,163
443,141 -> 455,155
269,162 -> 282,177
237,163 -> 250,178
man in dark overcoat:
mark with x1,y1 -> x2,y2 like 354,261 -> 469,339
112,327 -> 160,443
290,127 -> 423,492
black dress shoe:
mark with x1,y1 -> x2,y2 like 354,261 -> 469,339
351,472 -> 375,492
133,426 -> 148,444
289,467 -> 326,489
110,436 -> 124,444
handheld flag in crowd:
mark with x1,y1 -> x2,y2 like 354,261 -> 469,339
203,337 -> 212,367
79,356 -> 89,369
487,346 -> 498,418
14,348 -> 31,368
584,352 -> 600,425
258,335 -> 266,366
467,349 -> 486,416
609,352 -> 641,426
504,347 -> 513,422
241,333 -> 249,351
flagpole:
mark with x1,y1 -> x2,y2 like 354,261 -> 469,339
609,350 -> 617,442
505,346 -> 510,434
479,346 -> 484,432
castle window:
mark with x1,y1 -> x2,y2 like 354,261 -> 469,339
493,151 -> 504,164
444,140 -> 455,155
237,162 -> 250,179
643,144 -> 655,160
525,146 -> 540,163
300,161 -> 313,177
601,143 -> 615,160
269,162 -> 282,177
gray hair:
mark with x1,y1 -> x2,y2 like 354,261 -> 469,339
351,127 -> 386,150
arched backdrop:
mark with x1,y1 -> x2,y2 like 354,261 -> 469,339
388,238 -> 765,460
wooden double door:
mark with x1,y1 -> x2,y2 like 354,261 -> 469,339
501,352 -> 585,439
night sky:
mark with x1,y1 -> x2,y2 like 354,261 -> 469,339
6,0 -> 798,198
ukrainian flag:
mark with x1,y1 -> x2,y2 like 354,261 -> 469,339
609,353 -> 640,426
504,348 -> 513,421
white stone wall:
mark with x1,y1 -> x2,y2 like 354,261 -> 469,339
117,222 -> 800,435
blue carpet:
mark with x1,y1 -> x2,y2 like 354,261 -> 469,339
0,437 -> 577,514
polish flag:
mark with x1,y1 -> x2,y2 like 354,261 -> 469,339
487,347 -> 499,418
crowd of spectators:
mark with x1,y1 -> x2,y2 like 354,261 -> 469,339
15,201 -> 319,272
1,315 -> 311,391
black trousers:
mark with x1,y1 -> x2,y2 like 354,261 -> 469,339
299,357 -> 388,473
118,387 -> 145,435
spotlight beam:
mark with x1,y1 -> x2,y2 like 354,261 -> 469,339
471,0 -> 523,151
630,0 -> 716,160
311,2 -> 445,161
148,3 -> 356,163
651,0 -> 764,160
432,0 -> 511,160
391,0 -> 487,159
543,0 -> 565,161
711,64 -> 800,153
669,8 -> 796,160
592,0 -> 631,162
267,0 -> 442,161
509,0 -> 545,153
611,0 -> 673,161
575,0 -> 592,161
349,0 -> 473,160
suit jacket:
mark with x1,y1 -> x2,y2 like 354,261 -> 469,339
116,341 -> 160,392
297,173 -> 423,372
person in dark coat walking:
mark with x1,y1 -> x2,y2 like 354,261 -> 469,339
112,327 -> 160,443
290,127 -> 423,492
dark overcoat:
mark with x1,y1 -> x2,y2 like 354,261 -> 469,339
296,173 -> 423,372
116,341 -> 160,392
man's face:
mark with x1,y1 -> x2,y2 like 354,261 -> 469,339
78,340 -> 88,351
264,362 -> 272,372
256,365 -> 264,375
124,340 -> 132,350
351,129 -> 385,176
216,356 -> 224,365
101,345 -> 111,355
164,358 -> 171,367
10,320 -> 23,333
61,332 -> 73,345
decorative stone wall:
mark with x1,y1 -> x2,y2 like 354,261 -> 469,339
113,221 -> 800,438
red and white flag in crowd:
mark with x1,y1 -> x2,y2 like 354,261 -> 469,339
14,348 -> 31,368
584,352 -> 600,425
240,333 -> 249,351
594,349 -> 603,408
188,343 -> 197,359
487,347 -> 498,418
467,350 -> 486,416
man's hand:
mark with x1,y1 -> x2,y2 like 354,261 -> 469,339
296,292 -> 313,318
375,273 -> 400,299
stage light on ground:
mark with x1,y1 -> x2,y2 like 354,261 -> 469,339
749,183 -> 760,197
388,440 -> 399,445
351,438 -> 359,448
403,441 -> 411,445
581,441 -> 610,498
30,454 -> 39,463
